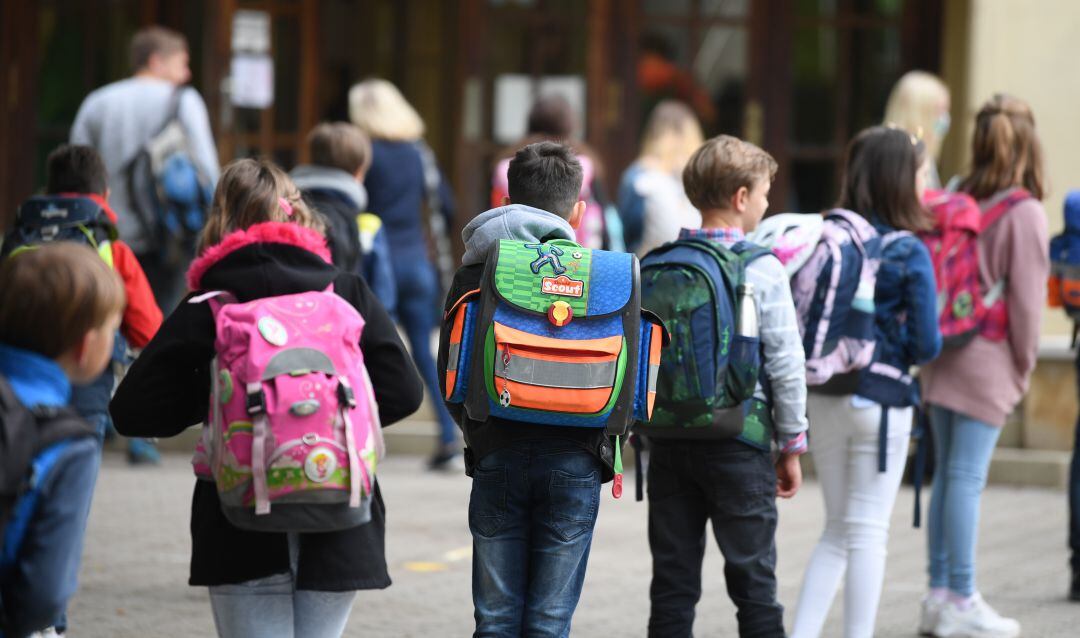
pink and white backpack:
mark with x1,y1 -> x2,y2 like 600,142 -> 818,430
190,287 -> 383,532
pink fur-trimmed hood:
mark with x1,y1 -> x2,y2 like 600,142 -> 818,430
187,222 -> 332,290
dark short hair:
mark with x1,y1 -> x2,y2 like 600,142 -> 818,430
307,122 -> 372,175
130,26 -> 188,72
838,125 -> 932,231
46,144 -> 108,195
683,135 -> 777,211
0,243 -> 125,359
506,141 -> 583,218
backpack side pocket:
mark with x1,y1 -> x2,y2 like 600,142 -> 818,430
445,289 -> 480,403
634,309 -> 668,423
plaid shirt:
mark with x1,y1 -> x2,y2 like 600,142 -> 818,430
679,227 -> 746,243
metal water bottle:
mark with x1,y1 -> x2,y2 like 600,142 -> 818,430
736,283 -> 758,338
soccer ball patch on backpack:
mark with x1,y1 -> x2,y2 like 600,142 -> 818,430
190,287 -> 383,533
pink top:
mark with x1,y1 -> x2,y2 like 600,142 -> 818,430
920,191 -> 1049,427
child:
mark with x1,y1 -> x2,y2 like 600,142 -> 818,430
644,135 -> 807,637
790,126 -> 942,637
42,143 -> 164,463
0,243 -> 126,637
108,158 -> 424,638
438,141 -> 612,635
290,123 -> 397,314
918,94 -> 1048,637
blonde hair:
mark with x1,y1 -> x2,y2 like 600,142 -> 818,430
883,71 -> 950,159
960,93 -> 1045,201
0,243 -> 125,358
349,78 -> 425,142
198,158 -> 325,254
683,135 -> 777,212
639,100 -> 705,174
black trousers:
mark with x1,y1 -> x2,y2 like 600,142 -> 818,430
647,439 -> 785,638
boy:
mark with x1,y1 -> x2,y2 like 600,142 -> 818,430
0,244 -> 126,637
646,135 -> 807,637
291,122 -> 397,314
42,144 -> 163,463
438,141 -> 606,635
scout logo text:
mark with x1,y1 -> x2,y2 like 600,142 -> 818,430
542,275 -> 584,297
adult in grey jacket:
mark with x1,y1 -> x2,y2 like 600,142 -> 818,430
70,26 -> 219,311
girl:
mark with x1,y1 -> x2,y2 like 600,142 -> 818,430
791,126 -> 942,638
884,71 -> 951,190
617,99 -> 704,255
349,78 -> 462,471
918,94 -> 1048,638
110,159 -> 424,638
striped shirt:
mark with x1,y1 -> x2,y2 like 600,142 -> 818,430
679,227 -> 809,454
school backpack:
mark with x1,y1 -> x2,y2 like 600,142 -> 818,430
0,376 -> 95,571
634,239 -> 774,447
789,209 -> 883,392
747,213 -> 825,277
1049,190 -> 1080,332
920,188 -> 1030,347
190,287 -> 383,532
0,195 -> 117,263
126,87 -> 213,262
443,239 -> 665,496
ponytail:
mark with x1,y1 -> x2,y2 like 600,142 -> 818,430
961,94 -> 1045,201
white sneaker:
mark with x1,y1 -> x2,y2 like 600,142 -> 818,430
920,595 -> 946,636
934,593 -> 1021,638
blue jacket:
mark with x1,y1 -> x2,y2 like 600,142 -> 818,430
363,140 -> 455,271
0,345 -> 99,638
856,226 -> 942,407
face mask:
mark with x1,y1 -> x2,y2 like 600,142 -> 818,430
934,112 -> 951,139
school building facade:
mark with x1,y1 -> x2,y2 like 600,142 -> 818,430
2,0 -> 1079,466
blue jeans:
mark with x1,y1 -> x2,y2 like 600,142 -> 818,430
469,441 -> 602,637
393,257 -> 457,446
209,533 -> 356,638
927,405 -> 1002,596
1071,352 -> 1080,570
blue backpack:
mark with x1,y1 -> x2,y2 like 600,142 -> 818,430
0,196 -> 117,262
635,239 -> 774,447
442,239 -> 666,496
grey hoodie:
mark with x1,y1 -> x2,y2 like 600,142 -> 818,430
461,204 -> 576,266
290,164 -> 368,211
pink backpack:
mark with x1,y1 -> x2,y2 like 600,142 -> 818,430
919,188 -> 1030,347
190,287 -> 383,532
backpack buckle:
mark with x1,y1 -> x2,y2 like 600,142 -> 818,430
337,381 -> 357,408
246,388 -> 265,415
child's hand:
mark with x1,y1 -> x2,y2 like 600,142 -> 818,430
775,452 -> 802,499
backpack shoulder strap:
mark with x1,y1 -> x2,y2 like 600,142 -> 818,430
732,240 -> 774,266
189,290 -> 238,315
30,406 -> 96,452
981,188 -> 1032,231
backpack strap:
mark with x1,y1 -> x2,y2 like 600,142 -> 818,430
980,187 -> 1031,231
189,290 -> 238,315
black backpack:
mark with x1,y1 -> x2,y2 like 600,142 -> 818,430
0,195 -> 117,260
0,376 -> 95,552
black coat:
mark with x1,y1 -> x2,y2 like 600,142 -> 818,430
110,225 -> 424,590
302,187 -> 363,275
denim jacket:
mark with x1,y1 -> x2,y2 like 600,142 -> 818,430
856,223 -> 943,407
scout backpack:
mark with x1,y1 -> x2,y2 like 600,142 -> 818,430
789,209 -> 882,392
1049,190 -> 1080,334
1,377 -> 95,571
635,239 -> 773,447
920,188 -> 1029,347
190,287 -> 383,533
1,195 -> 117,263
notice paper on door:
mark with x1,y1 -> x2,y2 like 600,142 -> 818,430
231,54 -> 274,109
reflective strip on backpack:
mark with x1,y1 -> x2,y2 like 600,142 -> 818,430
494,356 -> 618,390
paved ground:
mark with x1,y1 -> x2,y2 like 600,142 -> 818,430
69,451 -> 1076,637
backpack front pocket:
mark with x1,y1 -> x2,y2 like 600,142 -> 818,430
487,322 -> 624,415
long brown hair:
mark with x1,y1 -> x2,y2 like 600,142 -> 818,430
198,158 -> 324,254
838,125 -> 932,232
960,94 -> 1045,201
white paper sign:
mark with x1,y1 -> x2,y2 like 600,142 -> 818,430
230,54 -> 274,109
493,74 -> 586,144
232,10 -> 271,54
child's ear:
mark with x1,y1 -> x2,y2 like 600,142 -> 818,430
732,186 -> 749,214
568,200 -> 586,230
502,196 -> 511,206
103,187 -> 111,201
354,169 -> 366,183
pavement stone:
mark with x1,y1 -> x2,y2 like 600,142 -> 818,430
69,452 -> 1077,637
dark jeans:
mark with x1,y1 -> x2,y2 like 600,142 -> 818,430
647,440 -> 784,638
469,441 -> 602,638
393,257 -> 457,446
1071,352 -> 1080,570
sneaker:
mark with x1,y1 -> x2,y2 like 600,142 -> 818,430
920,594 -> 946,636
127,438 -> 161,465
1070,567 -> 1080,602
934,593 -> 1020,638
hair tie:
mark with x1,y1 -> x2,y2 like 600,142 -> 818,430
279,197 -> 294,217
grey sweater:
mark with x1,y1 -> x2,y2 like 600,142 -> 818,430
71,77 -> 220,254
